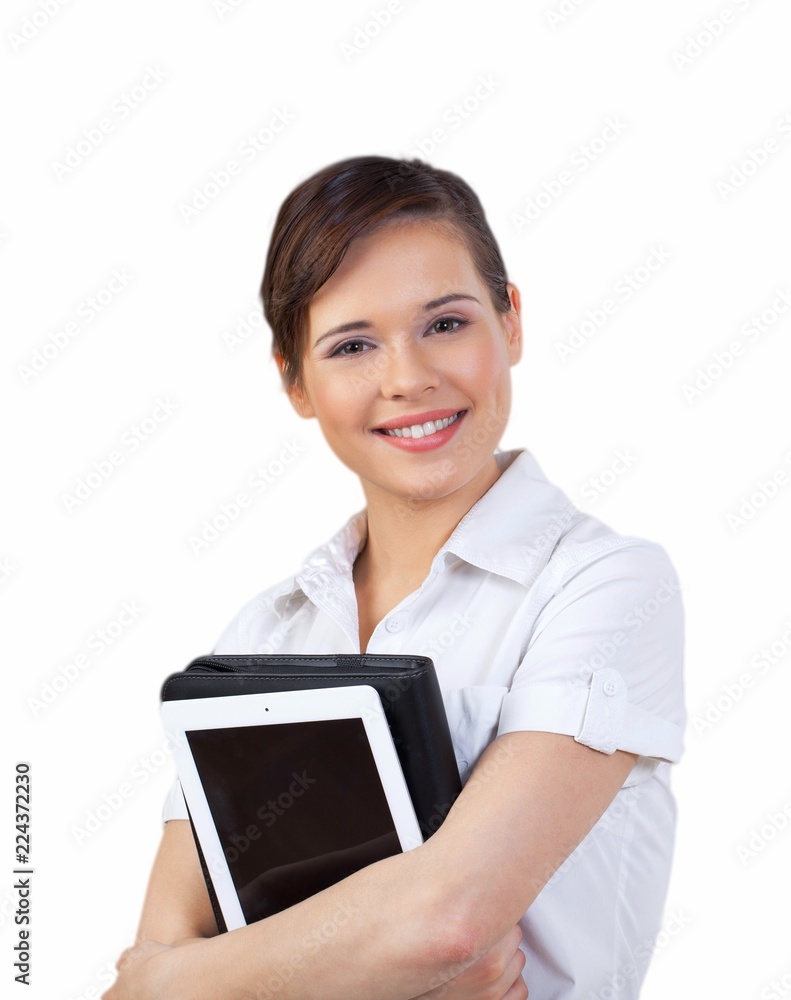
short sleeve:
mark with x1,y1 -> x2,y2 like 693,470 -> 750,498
496,540 -> 685,763
162,777 -> 189,822
160,617 -> 240,825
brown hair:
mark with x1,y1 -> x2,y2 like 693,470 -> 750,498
261,155 -> 513,391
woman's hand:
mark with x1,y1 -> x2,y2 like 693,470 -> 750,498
101,939 -> 175,1000
102,926 -> 527,1000
413,924 -> 528,999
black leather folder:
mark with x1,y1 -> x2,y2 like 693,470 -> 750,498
160,652 -> 462,931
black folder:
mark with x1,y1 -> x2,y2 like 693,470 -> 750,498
160,653 -> 462,932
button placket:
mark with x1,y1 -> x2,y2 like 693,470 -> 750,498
367,560 -> 445,649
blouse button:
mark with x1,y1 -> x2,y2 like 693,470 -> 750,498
603,679 -> 618,696
385,617 -> 402,633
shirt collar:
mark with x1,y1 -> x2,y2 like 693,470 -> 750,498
273,448 -> 580,618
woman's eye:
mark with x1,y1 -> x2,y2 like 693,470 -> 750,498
331,340 -> 370,357
430,316 -> 466,335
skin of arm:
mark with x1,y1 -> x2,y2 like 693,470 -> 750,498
104,731 -> 638,1000
134,816 -> 219,946
122,820 -> 527,1000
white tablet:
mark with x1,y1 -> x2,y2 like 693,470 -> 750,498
161,684 -> 423,931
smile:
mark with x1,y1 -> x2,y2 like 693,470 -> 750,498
373,410 -> 468,453
379,411 -> 464,439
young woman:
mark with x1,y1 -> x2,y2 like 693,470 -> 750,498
105,155 -> 685,999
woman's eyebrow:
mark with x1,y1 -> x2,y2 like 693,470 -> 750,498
312,293 -> 481,349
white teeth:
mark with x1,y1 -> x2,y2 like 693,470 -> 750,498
382,411 -> 462,438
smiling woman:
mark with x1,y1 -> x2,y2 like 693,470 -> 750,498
105,156 -> 686,1000
286,216 -> 520,543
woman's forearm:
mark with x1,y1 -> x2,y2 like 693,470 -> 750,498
155,838 -> 475,1000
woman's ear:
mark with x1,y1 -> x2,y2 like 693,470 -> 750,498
287,382 -> 316,419
503,283 -> 523,365
274,355 -> 315,419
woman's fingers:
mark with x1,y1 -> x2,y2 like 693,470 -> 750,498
103,940 -> 174,1000
501,940 -> 528,998
480,924 -> 524,982
427,923 -> 527,998
114,946 -> 134,972
113,940 -> 172,974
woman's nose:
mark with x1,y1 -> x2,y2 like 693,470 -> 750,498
377,342 -> 438,398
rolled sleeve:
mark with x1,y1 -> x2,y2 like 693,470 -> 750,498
496,540 -> 686,763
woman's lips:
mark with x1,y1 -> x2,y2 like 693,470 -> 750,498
373,410 -> 467,452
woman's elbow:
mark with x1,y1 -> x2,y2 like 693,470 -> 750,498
407,893 -> 487,984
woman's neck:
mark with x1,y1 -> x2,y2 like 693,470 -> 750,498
354,454 -> 503,592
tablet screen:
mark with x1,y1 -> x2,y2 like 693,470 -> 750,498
186,717 -> 402,923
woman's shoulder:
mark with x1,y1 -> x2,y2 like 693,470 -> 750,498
557,507 -> 677,571
497,447 -> 680,587
208,508 -> 366,653
211,571 -> 301,653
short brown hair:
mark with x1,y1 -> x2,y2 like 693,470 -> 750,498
261,155 -> 513,390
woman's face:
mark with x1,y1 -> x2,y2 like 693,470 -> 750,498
284,218 -> 522,506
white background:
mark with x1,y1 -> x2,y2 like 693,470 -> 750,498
3,1 -> 790,997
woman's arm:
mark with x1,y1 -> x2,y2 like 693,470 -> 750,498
105,731 -> 637,1000
135,820 -> 218,945
116,818 -> 527,1000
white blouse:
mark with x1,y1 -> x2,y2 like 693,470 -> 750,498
163,446 -> 686,999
